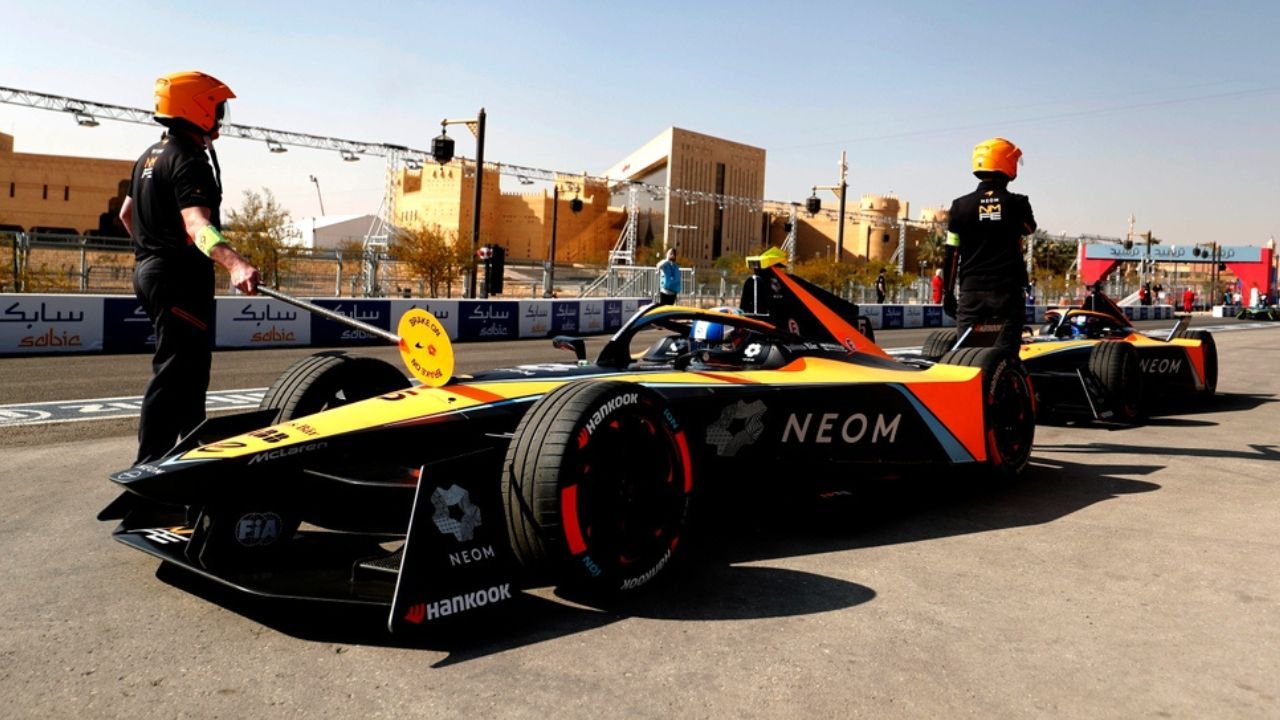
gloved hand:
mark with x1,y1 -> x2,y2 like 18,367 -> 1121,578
943,291 -> 958,318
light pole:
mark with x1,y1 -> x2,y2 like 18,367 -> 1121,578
432,108 -> 487,298
309,175 -> 326,216
545,180 -> 583,298
806,150 -> 848,262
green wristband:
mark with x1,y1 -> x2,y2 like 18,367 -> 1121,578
194,225 -> 228,256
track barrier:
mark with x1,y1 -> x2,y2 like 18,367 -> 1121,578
0,293 -> 1173,355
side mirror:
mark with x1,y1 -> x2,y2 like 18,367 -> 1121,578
552,335 -> 587,363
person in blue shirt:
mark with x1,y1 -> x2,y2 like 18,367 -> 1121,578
657,248 -> 681,305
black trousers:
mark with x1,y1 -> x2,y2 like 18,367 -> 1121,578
133,256 -> 215,464
957,286 -> 1025,356
658,292 -> 677,306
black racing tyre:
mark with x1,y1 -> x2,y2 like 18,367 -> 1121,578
938,347 -> 1036,479
502,380 -> 693,594
1088,341 -> 1143,422
922,329 -> 959,361
259,351 -> 411,422
1180,330 -> 1217,396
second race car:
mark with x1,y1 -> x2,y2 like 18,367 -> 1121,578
920,286 -> 1217,423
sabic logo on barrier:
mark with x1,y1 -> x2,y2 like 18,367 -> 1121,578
18,329 -> 82,348
250,326 -> 297,343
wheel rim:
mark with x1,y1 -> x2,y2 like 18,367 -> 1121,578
564,405 -> 688,579
989,365 -> 1034,468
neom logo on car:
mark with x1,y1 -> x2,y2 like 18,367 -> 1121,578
1140,358 -> 1183,374
781,412 -> 902,444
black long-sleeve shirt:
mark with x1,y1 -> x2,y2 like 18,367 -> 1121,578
945,179 -> 1036,292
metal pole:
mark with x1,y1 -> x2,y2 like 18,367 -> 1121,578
836,150 -> 847,262
256,285 -> 401,344
309,175 -> 326,216
546,183 -> 559,298
466,108 -> 486,299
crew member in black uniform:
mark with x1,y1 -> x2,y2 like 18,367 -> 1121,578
119,71 -> 259,464
941,137 -> 1037,355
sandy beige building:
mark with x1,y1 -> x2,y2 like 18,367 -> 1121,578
394,126 -> 945,272
763,195 -> 947,271
602,127 -> 766,267
392,163 -> 618,264
0,132 -> 133,235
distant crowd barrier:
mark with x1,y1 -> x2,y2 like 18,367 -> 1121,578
0,293 -> 1176,355
858,303 -> 1173,330
0,294 -> 649,355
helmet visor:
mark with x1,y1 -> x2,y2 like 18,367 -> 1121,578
214,101 -> 230,130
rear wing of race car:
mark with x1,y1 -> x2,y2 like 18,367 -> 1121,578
739,265 -> 888,359
1164,315 -> 1191,342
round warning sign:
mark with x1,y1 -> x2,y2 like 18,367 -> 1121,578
397,309 -> 455,387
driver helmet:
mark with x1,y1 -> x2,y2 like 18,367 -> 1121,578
691,306 -> 744,347
1068,313 -> 1102,338
153,71 -> 235,136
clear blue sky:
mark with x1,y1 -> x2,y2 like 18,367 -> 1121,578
2,0 -> 1276,247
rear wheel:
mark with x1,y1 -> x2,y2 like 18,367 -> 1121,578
938,348 -> 1035,479
1088,341 -> 1143,422
502,381 -> 693,595
259,351 -> 411,422
922,329 -> 959,361
1179,329 -> 1217,396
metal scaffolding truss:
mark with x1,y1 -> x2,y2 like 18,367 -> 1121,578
2,84 -> 1122,280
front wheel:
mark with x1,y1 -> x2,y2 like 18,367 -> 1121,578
938,348 -> 1036,479
922,329 -> 959,361
259,351 -> 411,422
502,381 -> 693,595
1088,341 -> 1143,422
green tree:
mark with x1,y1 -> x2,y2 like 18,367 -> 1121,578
391,224 -> 471,297
794,255 -> 859,294
916,228 -> 947,270
223,188 -> 297,288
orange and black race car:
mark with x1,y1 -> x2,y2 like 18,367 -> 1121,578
921,288 -> 1216,423
100,262 -> 1035,633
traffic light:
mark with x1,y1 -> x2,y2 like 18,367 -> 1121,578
482,244 -> 505,296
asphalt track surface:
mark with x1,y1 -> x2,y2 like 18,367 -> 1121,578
2,319 -> 1278,718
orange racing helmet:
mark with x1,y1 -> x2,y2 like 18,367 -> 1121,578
153,71 -> 235,135
972,137 -> 1022,179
